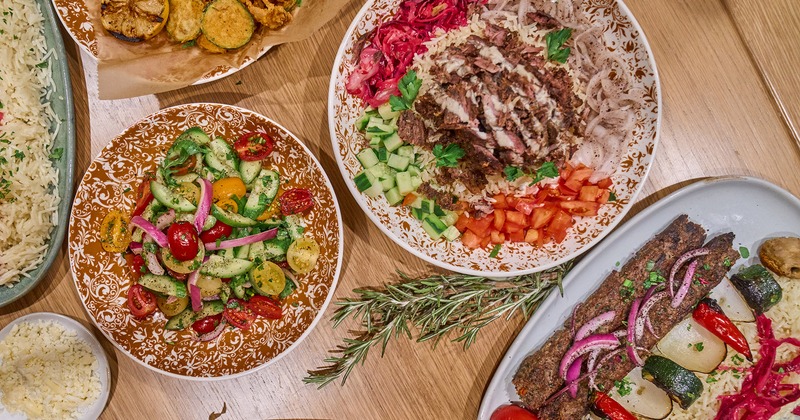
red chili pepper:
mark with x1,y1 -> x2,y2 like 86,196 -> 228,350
592,392 -> 637,420
693,297 -> 753,361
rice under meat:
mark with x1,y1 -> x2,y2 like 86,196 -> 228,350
0,0 -> 60,286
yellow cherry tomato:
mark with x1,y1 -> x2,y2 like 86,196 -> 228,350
250,261 -> 286,296
175,181 -> 200,205
286,237 -> 320,274
156,295 -> 189,317
257,187 -> 283,221
100,209 -> 131,253
216,197 -> 238,213
213,177 -> 246,202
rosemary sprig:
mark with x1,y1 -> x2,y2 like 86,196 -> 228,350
304,263 -> 571,387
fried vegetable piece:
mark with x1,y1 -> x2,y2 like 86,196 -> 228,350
730,264 -> 783,314
241,0 -> 292,30
201,0 -> 255,50
101,0 -> 169,42
196,34 -> 226,53
759,237 -> 800,279
166,0 -> 204,42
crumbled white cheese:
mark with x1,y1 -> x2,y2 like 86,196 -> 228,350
0,320 -> 101,419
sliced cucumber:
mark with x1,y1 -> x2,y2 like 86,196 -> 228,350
195,299 -> 225,319
139,274 -> 188,298
387,153 -> 410,171
355,113 -> 371,131
422,218 -> 443,239
176,126 -> 211,145
248,240 -> 265,261
378,102 -> 400,120
229,275 -> 248,299
210,137 -> 239,171
165,308 -> 195,330
357,148 -> 380,169
239,160 -> 262,185
173,172 -> 199,184
150,180 -> 197,212
355,171 -> 383,197
407,165 -> 422,177
284,215 -> 305,241
242,169 -> 279,219
367,162 -> 393,180
204,152 -> 239,179
211,204 -> 258,228
200,254 -> 254,277
202,215 -> 217,231
411,175 -> 423,190
419,199 -> 435,214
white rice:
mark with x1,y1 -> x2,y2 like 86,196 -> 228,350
0,0 -> 60,286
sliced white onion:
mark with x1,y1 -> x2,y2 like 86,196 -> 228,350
188,270 -> 203,312
609,367 -> 673,419
193,178 -> 212,233
709,277 -> 756,322
653,317 -> 727,373
156,209 -> 176,230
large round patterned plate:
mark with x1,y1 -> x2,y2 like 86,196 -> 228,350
329,0 -> 661,276
50,0 -> 268,83
68,103 -> 343,379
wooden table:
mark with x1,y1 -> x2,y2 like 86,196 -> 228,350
3,0 -> 800,418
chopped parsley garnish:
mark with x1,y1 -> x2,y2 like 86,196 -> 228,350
50,147 -> 64,160
532,161 -> 559,184
123,187 -> 131,193
609,191 -> 617,202
645,260 -> 655,271
731,354 -> 744,366
614,377 -> 633,396
545,28 -> 572,63
489,244 -> 502,258
35,61 -> 48,68
432,143 -> 465,167
739,246 -> 750,258
694,342 -> 705,352
389,70 -> 422,111
504,165 -> 525,182
0,177 -> 10,199
706,375 -> 719,383
13,149 -> 23,160
182,40 -> 196,49
703,263 -> 711,270
779,367 -> 785,374
279,277 -> 297,300
723,257 -> 733,267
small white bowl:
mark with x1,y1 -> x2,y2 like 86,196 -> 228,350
0,312 -> 111,420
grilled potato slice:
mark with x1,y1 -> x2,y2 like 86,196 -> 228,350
201,0 -> 255,50
101,0 -> 169,42
166,0 -> 204,43
196,34 -> 225,53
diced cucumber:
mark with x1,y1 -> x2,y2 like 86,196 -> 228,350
195,300 -> 225,319
239,160 -> 262,185
173,172 -> 199,184
396,145 -> 415,158
384,187 -> 403,206
434,205 -> 446,217
354,171 -> 374,193
409,196 -> 424,209
411,175 -> 422,190
367,162 -> 392,180
378,102 -> 401,120
419,199 -> 435,214
383,133 -> 404,152
407,165 -> 422,177
357,148 -> 380,169
176,126 -> 211,145
440,211 -> 458,226
242,169 -> 280,219
387,154 -> 410,171
411,207 -> 426,220
376,147 -> 389,162
202,215 -> 217,231
200,255 -> 254,277
366,117 -> 394,133
355,113 -> 371,131
211,204 -> 258,228
380,177 -> 396,192
425,215 -> 448,233
368,135 -> 383,147
165,308 -> 195,330
364,180 -> 384,198
138,274 -> 188,298
210,137 -> 239,171
422,218 -> 444,239
396,171 -> 414,195
442,225 -> 461,241
150,180 -> 197,212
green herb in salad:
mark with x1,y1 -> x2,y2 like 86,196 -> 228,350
545,28 -> 572,63
504,166 -> 525,182
389,70 -> 422,112
432,143 -> 465,168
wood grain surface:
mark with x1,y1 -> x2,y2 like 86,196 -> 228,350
2,0 -> 799,419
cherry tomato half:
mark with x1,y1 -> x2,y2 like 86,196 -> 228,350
223,298 -> 257,330
125,253 -> 146,281
234,132 -> 273,162
279,188 -> 314,215
170,154 -> 197,176
247,295 -> 283,319
192,313 -> 223,334
127,284 -> 157,319
167,221 -> 200,261
131,172 -> 155,217
199,220 -> 233,244
490,405 -> 539,420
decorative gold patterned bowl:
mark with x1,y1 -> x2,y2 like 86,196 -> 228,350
328,0 -> 661,276
68,103 -> 343,379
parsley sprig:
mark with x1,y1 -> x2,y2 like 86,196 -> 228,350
545,28 -> 572,63
432,143 -> 465,167
389,70 -> 422,111
503,162 -> 560,184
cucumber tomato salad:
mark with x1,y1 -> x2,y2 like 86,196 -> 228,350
100,127 -> 320,342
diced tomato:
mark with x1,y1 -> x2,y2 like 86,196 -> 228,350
598,189 -> 610,204
505,211 -> 526,226
560,201 -> 600,217
508,230 -> 525,242
402,193 -> 417,206
564,167 -> 594,192
579,185 -> 600,202
547,210 -> 573,243
493,209 -> 506,231
492,194 -> 508,209
524,228 -> 539,244
534,187 -> 558,204
466,215 -> 493,237
506,196 -> 519,209
558,183 -> 578,198
514,198 -> 536,216
455,213 -> 470,232
480,235 -> 492,249
461,230 -> 482,248
490,230 -> 506,244
531,205 -> 557,229
502,222 -> 525,234
597,178 -> 613,189
560,162 -> 574,181
536,229 -> 547,247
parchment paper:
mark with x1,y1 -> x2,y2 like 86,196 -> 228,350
94,0 -> 350,99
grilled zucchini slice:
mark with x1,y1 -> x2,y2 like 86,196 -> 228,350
201,0 -> 254,50
101,0 -> 169,42
196,33 -> 225,53
166,0 -> 204,42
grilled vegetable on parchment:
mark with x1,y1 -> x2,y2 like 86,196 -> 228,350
166,0 -> 203,43
101,0 -> 169,42
201,0 -> 255,50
